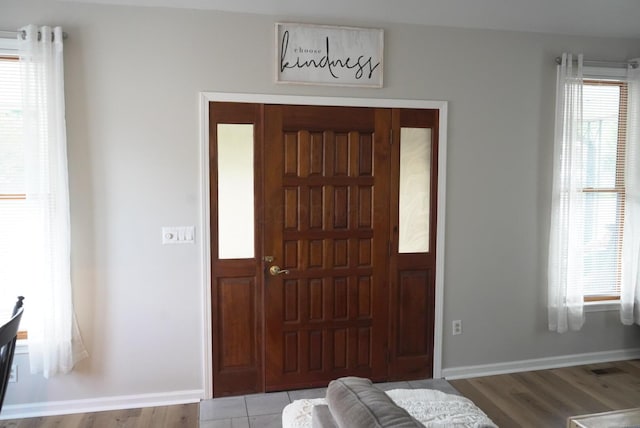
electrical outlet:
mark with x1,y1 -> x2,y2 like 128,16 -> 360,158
452,320 -> 462,336
8,364 -> 17,383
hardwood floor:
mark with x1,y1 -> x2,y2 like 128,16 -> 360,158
0,403 -> 198,428
450,359 -> 640,428
0,360 -> 638,427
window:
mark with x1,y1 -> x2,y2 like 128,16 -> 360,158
0,55 -> 28,337
1,27 -> 87,375
581,78 -> 627,301
399,127 -> 432,253
550,54 -> 640,331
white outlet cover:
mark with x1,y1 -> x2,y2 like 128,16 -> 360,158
452,320 -> 462,335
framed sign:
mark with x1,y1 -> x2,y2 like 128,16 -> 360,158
276,23 -> 384,88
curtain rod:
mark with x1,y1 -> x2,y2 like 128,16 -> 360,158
554,56 -> 638,69
0,29 -> 68,41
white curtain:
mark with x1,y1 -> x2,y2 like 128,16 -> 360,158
548,53 -> 586,333
621,60 -> 640,325
18,25 -> 88,377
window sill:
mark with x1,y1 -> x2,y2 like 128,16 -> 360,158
584,300 -> 619,312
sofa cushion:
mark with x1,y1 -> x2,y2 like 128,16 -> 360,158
312,404 -> 339,428
325,377 -> 424,428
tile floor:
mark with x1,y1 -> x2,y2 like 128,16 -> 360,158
199,379 -> 460,428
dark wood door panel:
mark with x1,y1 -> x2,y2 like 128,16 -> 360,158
210,102 -> 264,397
213,277 -> 261,396
264,105 -> 391,391
388,108 -> 439,381
397,270 -> 434,356
210,102 -> 438,396
277,105 -> 376,131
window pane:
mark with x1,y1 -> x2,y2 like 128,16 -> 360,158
217,124 -> 255,259
582,192 -> 622,296
0,199 -> 28,323
0,57 -> 28,325
582,84 -> 620,189
398,127 -> 431,253
0,58 -> 23,194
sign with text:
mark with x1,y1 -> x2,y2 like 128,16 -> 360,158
276,23 -> 384,88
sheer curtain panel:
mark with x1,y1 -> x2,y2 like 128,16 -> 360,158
18,25 -> 88,377
621,60 -> 640,325
548,53 -> 586,333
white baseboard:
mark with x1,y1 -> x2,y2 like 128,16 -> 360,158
4,348 -> 639,419
0,389 -> 204,420
442,348 -> 640,380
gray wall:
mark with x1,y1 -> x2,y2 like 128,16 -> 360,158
1,0 -> 639,408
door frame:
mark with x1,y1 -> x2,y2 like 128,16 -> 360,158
198,92 -> 448,399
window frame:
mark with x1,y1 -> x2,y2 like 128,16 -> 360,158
0,54 -> 28,340
580,75 -> 628,303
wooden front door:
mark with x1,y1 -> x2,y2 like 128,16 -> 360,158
263,105 -> 392,391
210,101 -> 439,397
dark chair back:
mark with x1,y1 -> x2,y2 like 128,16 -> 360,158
0,297 -> 24,413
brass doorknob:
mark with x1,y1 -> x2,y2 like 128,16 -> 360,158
269,265 -> 290,276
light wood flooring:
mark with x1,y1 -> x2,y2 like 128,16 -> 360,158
0,403 -> 198,428
450,359 -> 640,427
0,360 -> 638,427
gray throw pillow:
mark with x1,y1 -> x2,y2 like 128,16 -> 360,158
326,377 -> 424,428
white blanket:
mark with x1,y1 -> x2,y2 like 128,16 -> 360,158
282,388 -> 497,428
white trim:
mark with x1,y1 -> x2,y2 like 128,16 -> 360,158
583,65 -> 628,80
0,389 -> 203,420
432,102 -> 447,379
199,93 -> 213,399
584,300 -> 620,312
442,348 -> 640,380
200,92 -> 447,110
0,37 -> 18,55
199,92 -> 448,396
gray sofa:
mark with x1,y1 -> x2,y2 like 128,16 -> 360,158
282,376 -> 497,428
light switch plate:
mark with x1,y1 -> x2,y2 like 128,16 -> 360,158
162,226 -> 195,244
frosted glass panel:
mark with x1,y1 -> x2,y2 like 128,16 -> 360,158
399,128 -> 431,253
218,124 -> 254,259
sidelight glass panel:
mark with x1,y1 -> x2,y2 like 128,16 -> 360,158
399,128 -> 431,253
217,124 -> 254,259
